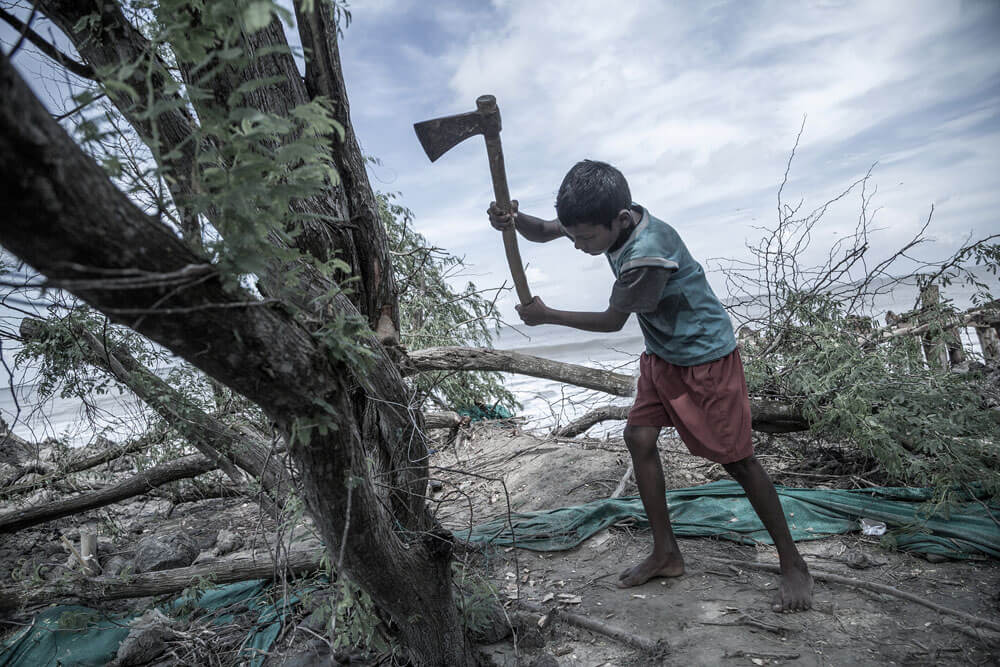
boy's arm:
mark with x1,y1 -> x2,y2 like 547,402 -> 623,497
488,201 -> 566,243
517,297 -> 630,332
516,267 -> 672,331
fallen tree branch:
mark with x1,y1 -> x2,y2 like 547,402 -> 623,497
553,405 -> 629,438
403,347 -> 635,396
0,454 -> 217,533
516,599 -> 665,653
405,348 -> 810,434
423,411 -> 463,430
611,461 -> 634,499
700,612 -> 794,634
552,398 -> 808,438
1,428 -> 166,498
705,556 -> 1000,634
0,548 -> 324,613
21,318 -> 292,516
873,303 -> 1000,343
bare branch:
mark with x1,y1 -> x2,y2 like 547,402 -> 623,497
0,6 -> 95,79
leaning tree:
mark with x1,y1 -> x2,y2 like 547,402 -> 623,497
0,1 -> 474,663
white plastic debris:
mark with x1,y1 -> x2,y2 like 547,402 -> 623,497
859,518 -> 887,536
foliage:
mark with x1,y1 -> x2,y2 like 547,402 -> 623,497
451,561 -> 503,638
725,125 -> 1000,507
740,294 -> 1000,507
16,310 -> 157,404
56,610 -> 101,631
380,192 -> 517,413
324,578 -> 396,656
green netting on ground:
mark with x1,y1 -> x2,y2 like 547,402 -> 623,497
461,481 -> 1000,558
0,579 -> 307,667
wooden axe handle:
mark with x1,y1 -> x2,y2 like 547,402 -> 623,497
478,98 -> 533,306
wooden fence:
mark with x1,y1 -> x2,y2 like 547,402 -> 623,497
884,284 -> 1000,367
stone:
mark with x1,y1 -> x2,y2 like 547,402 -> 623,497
133,531 -> 199,573
109,609 -> 177,667
213,528 -> 243,556
529,653 -> 560,667
102,555 -> 131,577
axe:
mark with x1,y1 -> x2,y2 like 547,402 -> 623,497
414,95 -> 533,306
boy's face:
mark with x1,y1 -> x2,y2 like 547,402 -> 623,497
563,210 -> 632,255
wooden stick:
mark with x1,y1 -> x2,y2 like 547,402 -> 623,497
60,534 -> 89,572
704,556 -> 1000,634
611,461 -> 634,499
516,599 -> 665,653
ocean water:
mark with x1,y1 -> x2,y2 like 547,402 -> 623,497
0,271 -> 994,445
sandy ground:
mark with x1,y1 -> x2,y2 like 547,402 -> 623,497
1,423 -> 998,666
432,423 -> 1000,666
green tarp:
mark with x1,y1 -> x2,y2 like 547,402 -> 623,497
4,482 -> 998,666
462,481 -> 1000,558
0,579 -> 303,667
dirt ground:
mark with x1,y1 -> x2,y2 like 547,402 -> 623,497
1,423 -> 998,666
431,423 -> 1000,666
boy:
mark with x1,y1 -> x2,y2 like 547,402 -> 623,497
488,160 -> 812,612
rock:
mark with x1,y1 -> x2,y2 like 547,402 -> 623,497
133,531 -> 199,573
41,540 -> 65,557
262,638 -> 334,666
102,555 -> 131,577
213,528 -> 243,556
529,653 -> 560,667
300,591 -> 336,633
109,609 -> 178,667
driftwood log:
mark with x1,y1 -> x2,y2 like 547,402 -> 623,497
0,549 -> 324,613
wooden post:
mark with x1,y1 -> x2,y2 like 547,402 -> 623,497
975,326 -> 1000,362
79,524 -> 101,576
919,284 -> 950,368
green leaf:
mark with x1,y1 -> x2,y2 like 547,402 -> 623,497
242,1 -> 274,33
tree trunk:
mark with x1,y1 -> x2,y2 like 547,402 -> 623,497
0,454 -> 217,533
0,51 -> 469,664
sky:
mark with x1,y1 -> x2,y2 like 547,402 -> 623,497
3,0 -> 1000,324
329,0 -> 1000,320
2,0 -> 999,436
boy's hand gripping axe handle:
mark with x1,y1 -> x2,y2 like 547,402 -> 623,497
413,95 -> 533,306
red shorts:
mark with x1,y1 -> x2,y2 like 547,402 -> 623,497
627,348 -> 753,464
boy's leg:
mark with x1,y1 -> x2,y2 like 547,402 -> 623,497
722,455 -> 813,611
617,424 -> 685,587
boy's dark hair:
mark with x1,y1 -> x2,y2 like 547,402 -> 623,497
555,160 -> 631,228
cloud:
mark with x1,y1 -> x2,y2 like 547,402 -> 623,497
337,0 -> 1000,319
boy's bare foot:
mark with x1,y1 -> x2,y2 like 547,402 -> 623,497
772,560 -> 813,612
616,551 -> 685,588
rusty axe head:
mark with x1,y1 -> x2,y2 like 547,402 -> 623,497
413,95 -> 502,162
